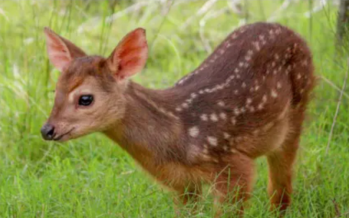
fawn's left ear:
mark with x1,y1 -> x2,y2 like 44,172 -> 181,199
44,27 -> 86,72
106,28 -> 148,81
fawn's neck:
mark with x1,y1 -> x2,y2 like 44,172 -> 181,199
103,81 -> 187,165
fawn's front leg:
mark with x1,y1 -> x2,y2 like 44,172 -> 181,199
212,154 -> 255,218
173,182 -> 202,217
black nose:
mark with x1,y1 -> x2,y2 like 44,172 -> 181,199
41,123 -> 55,140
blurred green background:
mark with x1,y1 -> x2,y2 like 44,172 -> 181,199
0,0 -> 348,217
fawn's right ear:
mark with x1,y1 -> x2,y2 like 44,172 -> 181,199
106,28 -> 148,81
44,27 -> 86,72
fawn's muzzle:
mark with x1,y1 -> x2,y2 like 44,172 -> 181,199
41,123 -> 55,140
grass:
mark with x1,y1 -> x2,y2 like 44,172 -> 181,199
0,0 -> 348,217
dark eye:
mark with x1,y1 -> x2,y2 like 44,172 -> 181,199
78,95 -> 94,106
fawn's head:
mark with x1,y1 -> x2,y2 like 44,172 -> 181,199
41,28 -> 148,141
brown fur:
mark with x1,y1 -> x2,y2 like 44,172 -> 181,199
42,22 -> 315,217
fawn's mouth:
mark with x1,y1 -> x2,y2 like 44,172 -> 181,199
53,128 -> 75,141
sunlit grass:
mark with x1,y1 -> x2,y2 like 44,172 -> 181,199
0,0 -> 348,217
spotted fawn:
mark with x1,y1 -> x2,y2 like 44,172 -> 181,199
41,22 -> 315,216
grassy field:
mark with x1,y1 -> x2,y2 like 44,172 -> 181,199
0,0 -> 348,217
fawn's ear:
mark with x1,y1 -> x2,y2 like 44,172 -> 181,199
44,27 -> 86,72
106,28 -> 148,81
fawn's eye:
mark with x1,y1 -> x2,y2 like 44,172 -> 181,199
78,95 -> 94,106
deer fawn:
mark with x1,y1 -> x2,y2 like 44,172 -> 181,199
41,22 -> 315,216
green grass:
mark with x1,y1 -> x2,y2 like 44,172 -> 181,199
0,0 -> 348,217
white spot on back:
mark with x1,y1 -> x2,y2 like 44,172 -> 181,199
219,112 -> 227,120
210,113 -> 218,122
257,104 -> 264,110
262,95 -> 267,102
207,136 -> 218,146
240,107 -> 246,113
230,148 -> 237,153
188,126 -> 199,138
271,89 -> 278,98
186,99 -> 193,103
201,114 -> 208,121
252,41 -> 261,51
231,117 -> 237,125
277,82 -> 282,89
223,132 -> 230,139
218,101 -> 225,107
275,28 -> 282,34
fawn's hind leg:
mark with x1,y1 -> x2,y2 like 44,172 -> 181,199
212,154 -> 255,217
267,113 -> 303,212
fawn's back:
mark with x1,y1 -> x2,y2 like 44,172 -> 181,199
154,22 -> 315,163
